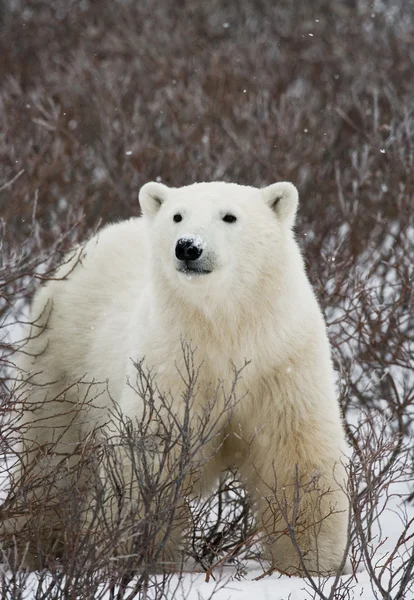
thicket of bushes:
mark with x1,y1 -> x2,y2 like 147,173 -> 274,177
1,1 -> 413,598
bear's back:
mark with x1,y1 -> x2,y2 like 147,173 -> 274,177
25,218 -> 150,385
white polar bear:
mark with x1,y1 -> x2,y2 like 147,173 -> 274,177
7,181 -> 349,575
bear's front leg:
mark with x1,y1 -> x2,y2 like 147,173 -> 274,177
87,405 -> 192,572
237,416 -> 349,576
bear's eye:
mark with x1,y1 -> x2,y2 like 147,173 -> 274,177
173,214 -> 183,223
223,214 -> 237,223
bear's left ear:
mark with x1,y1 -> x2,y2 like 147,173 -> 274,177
139,181 -> 170,217
262,182 -> 299,228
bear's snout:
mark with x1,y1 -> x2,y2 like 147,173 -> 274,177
175,237 -> 204,262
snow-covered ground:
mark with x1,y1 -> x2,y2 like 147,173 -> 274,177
2,477 -> 413,599
171,567 -> 376,600
154,478 -> 414,599
11,567 -> 382,600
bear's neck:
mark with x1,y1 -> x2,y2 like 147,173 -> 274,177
149,258 -> 308,365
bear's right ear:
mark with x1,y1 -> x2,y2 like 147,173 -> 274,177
262,182 -> 299,228
139,182 -> 170,217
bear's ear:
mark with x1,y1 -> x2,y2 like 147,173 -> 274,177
262,182 -> 299,228
139,182 -> 170,217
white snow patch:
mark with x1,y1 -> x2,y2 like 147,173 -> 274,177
179,234 -> 206,250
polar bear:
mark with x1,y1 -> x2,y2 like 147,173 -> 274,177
6,181 -> 349,575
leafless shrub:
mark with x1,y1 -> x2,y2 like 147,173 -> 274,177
348,414 -> 414,600
189,472 -> 257,579
1,347 -> 247,598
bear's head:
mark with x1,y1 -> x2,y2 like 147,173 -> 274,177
139,181 -> 299,302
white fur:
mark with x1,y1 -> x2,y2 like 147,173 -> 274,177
10,181 -> 349,575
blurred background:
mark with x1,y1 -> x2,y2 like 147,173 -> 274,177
1,0 -> 413,234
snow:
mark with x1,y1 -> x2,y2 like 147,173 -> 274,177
166,568 -> 367,599
179,233 -> 206,250
1,477 -> 413,598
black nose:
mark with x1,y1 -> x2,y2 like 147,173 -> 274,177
175,238 -> 203,262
